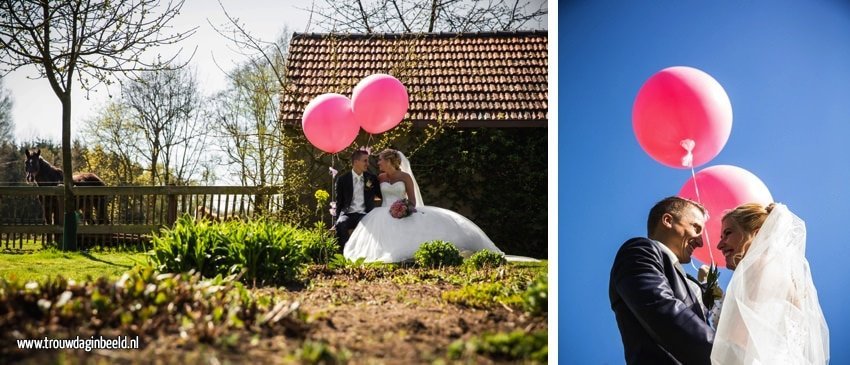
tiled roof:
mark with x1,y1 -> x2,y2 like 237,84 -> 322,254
280,31 -> 548,128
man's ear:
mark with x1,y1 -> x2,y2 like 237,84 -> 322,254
661,213 -> 675,229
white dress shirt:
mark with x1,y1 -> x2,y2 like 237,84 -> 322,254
347,172 -> 367,214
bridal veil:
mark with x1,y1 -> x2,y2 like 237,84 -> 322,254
711,204 -> 829,365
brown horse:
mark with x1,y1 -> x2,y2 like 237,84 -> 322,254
24,149 -> 108,225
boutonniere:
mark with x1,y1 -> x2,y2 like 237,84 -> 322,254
365,179 -> 372,188
698,264 -> 723,310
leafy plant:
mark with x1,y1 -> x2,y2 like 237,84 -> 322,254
463,250 -> 506,269
149,217 -> 312,285
522,273 -> 548,315
0,266 -> 309,360
225,219 -> 306,286
149,216 -> 228,278
441,282 -> 523,309
291,340 -> 351,364
297,222 -> 338,265
448,330 -> 547,362
413,240 -> 463,268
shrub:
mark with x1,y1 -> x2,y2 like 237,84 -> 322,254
463,250 -> 506,269
448,330 -> 547,362
150,216 -> 311,285
413,240 -> 463,268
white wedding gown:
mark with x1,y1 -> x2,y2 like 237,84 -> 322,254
343,181 -> 503,263
711,204 -> 829,365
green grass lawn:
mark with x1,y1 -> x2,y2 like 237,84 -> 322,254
0,241 -> 149,282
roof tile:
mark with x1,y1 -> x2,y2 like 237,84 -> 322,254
280,31 -> 548,127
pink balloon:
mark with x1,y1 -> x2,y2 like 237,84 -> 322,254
678,165 -> 773,268
352,74 -> 409,134
633,66 -> 733,168
302,93 -> 359,153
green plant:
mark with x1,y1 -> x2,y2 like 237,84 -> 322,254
413,240 -> 463,268
448,330 -> 547,362
0,266 -> 309,359
297,222 -> 338,265
441,282 -> 523,309
463,250 -> 506,269
328,254 -> 366,270
291,340 -> 351,364
523,273 -> 548,315
149,216 -> 228,278
150,217 -> 311,285
225,219 -> 307,286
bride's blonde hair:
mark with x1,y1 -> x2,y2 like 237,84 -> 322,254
723,202 -> 776,265
379,149 -> 401,170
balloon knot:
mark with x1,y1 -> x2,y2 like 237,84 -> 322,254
680,139 -> 696,167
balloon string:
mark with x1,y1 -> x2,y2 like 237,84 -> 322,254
681,139 -> 715,270
330,154 -> 337,220
688,164 -> 716,270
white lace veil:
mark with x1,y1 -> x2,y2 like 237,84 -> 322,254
711,203 -> 829,365
396,151 -> 424,207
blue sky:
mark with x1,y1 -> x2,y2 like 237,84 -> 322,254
561,1 -> 850,363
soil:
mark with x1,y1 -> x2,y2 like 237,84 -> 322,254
10,266 -> 548,364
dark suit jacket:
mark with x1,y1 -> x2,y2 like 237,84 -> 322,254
334,170 -> 381,221
609,237 -> 714,365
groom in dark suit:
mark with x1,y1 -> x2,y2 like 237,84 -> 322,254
333,150 -> 381,249
609,196 -> 715,365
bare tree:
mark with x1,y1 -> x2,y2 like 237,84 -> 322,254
0,77 -> 12,142
0,0 -> 195,249
305,0 -> 547,33
122,67 -> 207,185
210,34 -> 288,187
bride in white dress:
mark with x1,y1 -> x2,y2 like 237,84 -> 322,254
343,149 -> 503,263
712,203 -> 829,365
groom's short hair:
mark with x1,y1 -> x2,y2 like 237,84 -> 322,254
351,150 -> 368,162
647,196 -> 706,236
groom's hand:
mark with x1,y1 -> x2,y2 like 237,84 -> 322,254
698,264 -> 710,283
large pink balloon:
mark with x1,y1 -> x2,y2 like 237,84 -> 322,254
633,66 -> 733,168
678,165 -> 773,268
302,93 -> 359,153
352,74 -> 409,134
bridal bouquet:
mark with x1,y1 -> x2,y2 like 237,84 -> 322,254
389,198 -> 416,219
698,264 -> 723,310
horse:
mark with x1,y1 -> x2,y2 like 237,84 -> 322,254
195,205 -> 238,223
24,149 -> 108,225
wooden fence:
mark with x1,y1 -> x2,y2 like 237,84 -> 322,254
0,186 -> 285,249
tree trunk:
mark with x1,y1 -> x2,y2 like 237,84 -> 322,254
61,94 -> 77,251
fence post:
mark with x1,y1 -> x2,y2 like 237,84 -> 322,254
167,184 -> 178,227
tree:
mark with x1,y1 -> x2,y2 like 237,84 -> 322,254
211,35 -> 288,187
122,67 -> 208,186
80,101 -> 145,185
305,0 -> 548,33
0,0 -> 195,249
0,77 -> 12,142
